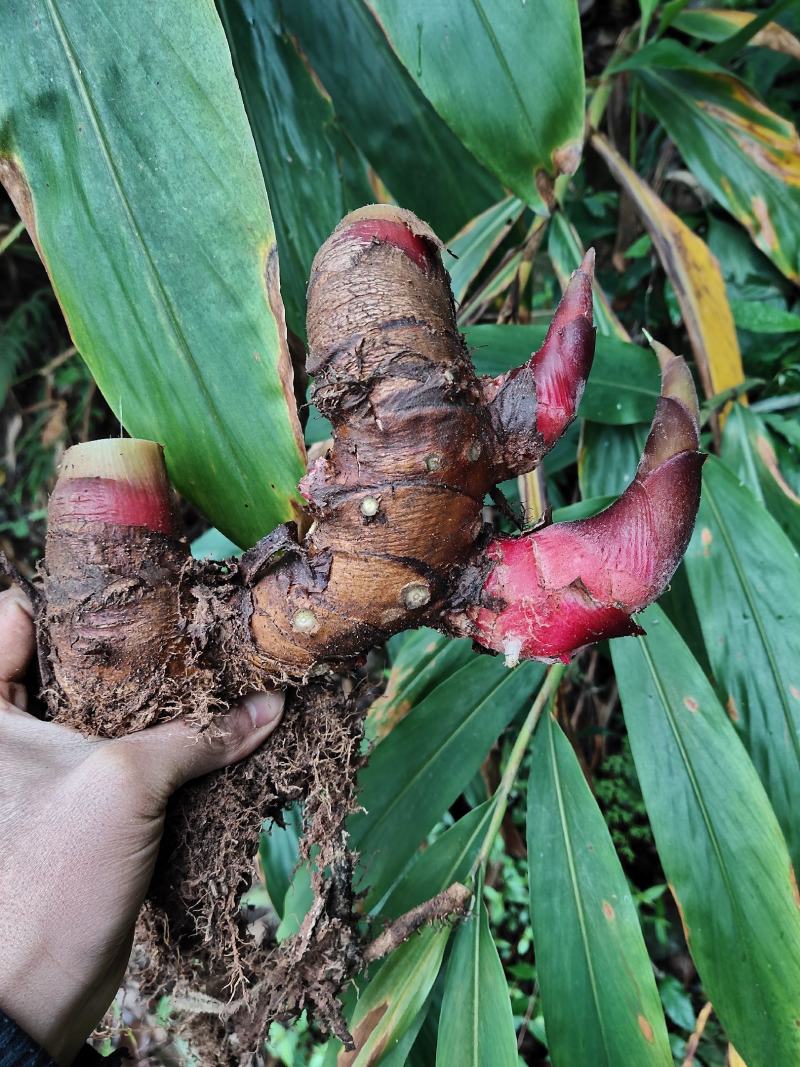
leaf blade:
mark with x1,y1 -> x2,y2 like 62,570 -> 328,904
341,926 -> 451,1067
620,44 -> 800,283
612,605 -> 800,1065
436,899 -> 518,1067
591,131 -> 744,407
365,0 -> 585,203
685,455 -> 800,866
0,0 -> 306,546
528,713 -> 671,1067
351,656 -> 544,907
217,0 -> 373,338
281,0 -> 501,239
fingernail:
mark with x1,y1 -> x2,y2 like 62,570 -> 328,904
243,691 -> 284,730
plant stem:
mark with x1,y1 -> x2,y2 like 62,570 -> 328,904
629,82 -> 640,170
473,662 -> 566,873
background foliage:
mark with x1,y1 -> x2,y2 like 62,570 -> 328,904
2,1 -> 800,1064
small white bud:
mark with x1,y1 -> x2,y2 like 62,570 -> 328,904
360,495 -> 380,517
292,609 -> 318,634
401,582 -> 431,610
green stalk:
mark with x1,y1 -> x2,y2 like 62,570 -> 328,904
472,663 -> 566,874
629,82 -> 640,170
0,220 -> 25,257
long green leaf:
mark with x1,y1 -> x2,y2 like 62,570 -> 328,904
721,403 -> 800,546
259,803 -> 302,918
685,455 -> 800,867
464,325 -> 661,426
548,212 -> 630,341
365,0 -> 585,205
674,7 -> 800,59
447,196 -> 526,304
0,0 -> 306,546
381,803 -> 494,921
367,629 -> 476,743
281,0 -> 501,239
528,713 -> 671,1067
342,926 -> 451,1067
620,41 -> 800,283
217,0 -> 372,337
351,657 -> 544,908
612,605 -> 800,1066
436,898 -> 518,1067
579,422 -> 649,499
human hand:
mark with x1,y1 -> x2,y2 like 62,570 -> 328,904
0,583 -> 284,1064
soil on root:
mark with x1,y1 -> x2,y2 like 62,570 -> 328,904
132,678 -> 367,1059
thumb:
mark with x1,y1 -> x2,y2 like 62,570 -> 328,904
127,691 -> 285,795
0,585 -> 35,683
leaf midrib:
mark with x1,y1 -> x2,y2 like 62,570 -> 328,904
703,473 -> 800,771
355,664 -> 521,849
547,717 -> 612,1062
45,0 -> 242,470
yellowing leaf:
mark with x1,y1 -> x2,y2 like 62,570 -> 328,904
340,925 -> 450,1067
591,132 -> 744,405
727,1045 -> 747,1067
675,9 -> 800,61
618,43 -> 800,283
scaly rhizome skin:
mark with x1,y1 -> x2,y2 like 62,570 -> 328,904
30,205 -> 703,1047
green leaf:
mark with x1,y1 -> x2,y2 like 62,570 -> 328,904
464,326 -> 661,426
381,802 -> 494,921
528,713 -> 671,1067
364,0 -> 585,205
217,0 -> 372,337
612,605 -> 800,1066
684,455 -> 800,867
579,423 -> 649,499
610,39 -> 726,76
639,0 -> 660,38
721,404 -> 800,545
446,196 -> 526,304
457,248 -> 525,325
731,300 -> 800,334
658,975 -> 696,1033
280,0 -> 501,240
259,803 -> 302,918
552,496 -> 616,522
0,0 -> 306,547
275,862 -> 313,942
674,7 -> 800,60
621,42 -> 800,284
367,630 -> 476,743
547,212 -> 629,341
344,926 -> 451,1067
436,898 -> 518,1067
350,657 -> 544,908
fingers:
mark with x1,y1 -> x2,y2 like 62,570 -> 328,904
0,682 -> 28,711
0,585 -> 35,682
121,691 -> 285,796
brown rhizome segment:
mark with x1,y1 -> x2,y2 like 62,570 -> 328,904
30,205 -> 703,1048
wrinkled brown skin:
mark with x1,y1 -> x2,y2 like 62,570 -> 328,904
37,204 -> 701,1047
42,205 -> 598,723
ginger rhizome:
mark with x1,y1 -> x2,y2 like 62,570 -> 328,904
35,204 -> 703,1040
